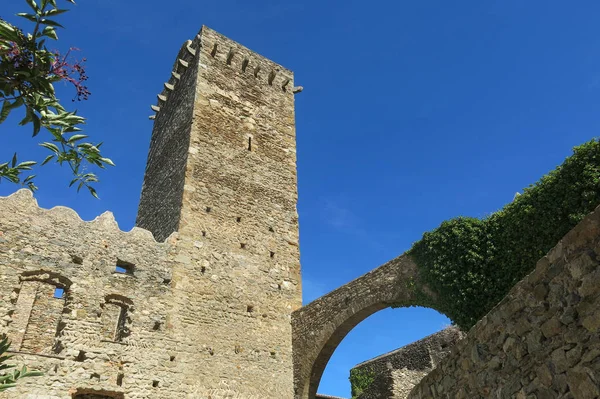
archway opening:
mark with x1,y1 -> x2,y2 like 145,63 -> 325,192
315,307 -> 452,398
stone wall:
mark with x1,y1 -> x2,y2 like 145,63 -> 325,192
0,190 -> 176,398
1,25 -> 301,399
408,204 -> 600,398
291,252 -> 442,399
352,327 -> 464,399
136,37 -> 198,242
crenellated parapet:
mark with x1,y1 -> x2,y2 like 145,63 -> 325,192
0,189 -> 180,397
150,37 -> 201,120
149,26 -> 301,121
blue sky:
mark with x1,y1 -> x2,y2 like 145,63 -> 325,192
2,1 -> 600,397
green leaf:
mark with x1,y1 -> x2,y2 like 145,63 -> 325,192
100,157 -> 115,167
41,155 -> 54,165
0,101 -> 12,124
16,13 -> 38,23
44,8 -> 68,17
10,154 -> 17,168
38,18 -> 63,28
32,114 -> 41,137
39,142 -> 60,153
42,25 -> 58,40
25,0 -> 39,14
67,134 -> 88,143
88,186 -> 99,199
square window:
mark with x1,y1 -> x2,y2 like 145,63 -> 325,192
54,287 -> 64,299
115,260 -> 135,275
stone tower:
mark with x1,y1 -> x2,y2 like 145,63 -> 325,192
0,26 -> 301,399
137,26 -> 302,396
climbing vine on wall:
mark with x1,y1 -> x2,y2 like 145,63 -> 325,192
409,138 -> 600,330
349,366 -> 375,398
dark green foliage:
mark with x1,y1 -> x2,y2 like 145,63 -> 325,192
349,367 -> 375,398
410,139 -> 600,330
0,334 -> 42,391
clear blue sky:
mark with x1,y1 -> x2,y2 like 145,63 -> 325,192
2,1 -> 599,397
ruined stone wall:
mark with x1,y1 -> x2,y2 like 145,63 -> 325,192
352,327 -> 464,399
0,190 -> 179,398
0,26 -> 302,399
408,204 -> 600,398
291,255 -> 437,399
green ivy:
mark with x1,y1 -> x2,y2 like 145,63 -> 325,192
410,138 -> 600,330
349,367 -> 375,398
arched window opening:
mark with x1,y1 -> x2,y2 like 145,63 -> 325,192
100,295 -> 133,342
9,271 -> 71,355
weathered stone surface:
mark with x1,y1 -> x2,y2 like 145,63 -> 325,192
291,254 -> 437,399
352,328 -> 464,399
407,204 -> 600,399
1,25 -> 300,399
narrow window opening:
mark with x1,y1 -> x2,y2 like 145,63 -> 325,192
117,373 -> 124,386
201,266 -> 206,274
242,58 -> 249,72
153,320 -> 161,331
282,78 -> 290,92
269,227 -> 274,232
247,305 -> 254,313
254,66 -> 261,78
270,351 -> 276,358
210,43 -> 218,57
236,217 -> 242,223
268,71 -> 276,86
234,344 -> 241,354
170,355 -> 176,362
90,373 -> 101,380
247,137 -> 252,151
152,380 -> 160,388
277,284 -> 282,290
270,251 -> 275,258
162,277 -> 171,285
202,231 -> 207,237
206,207 -> 211,213
115,260 -> 135,275
240,243 -> 246,249
115,306 -> 128,342
53,287 -> 64,299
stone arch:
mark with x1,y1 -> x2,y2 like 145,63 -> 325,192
100,294 -> 133,342
72,388 -> 124,399
291,254 -> 445,399
9,270 -> 73,354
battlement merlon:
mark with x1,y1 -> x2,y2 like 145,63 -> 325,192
149,26 -> 297,120
200,26 -> 294,87
138,25 -> 301,244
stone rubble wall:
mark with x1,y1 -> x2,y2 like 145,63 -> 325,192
408,204 -> 600,399
353,327 -> 464,399
0,189 -> 180,398
0,25 -> 302,399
